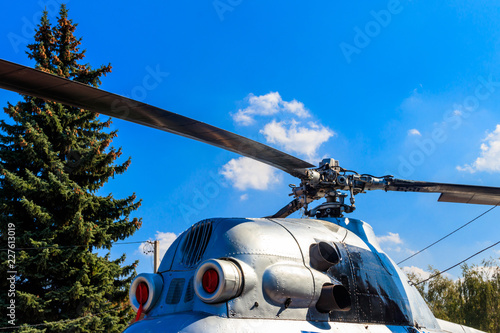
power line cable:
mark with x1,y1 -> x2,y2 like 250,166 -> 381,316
411,239 -> 500,286
397,205 -> 497,265
0,240 -> 150,251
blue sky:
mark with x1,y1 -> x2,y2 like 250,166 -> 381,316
1,0 -> 500,278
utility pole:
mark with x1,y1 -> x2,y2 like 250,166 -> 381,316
154,240 -> 160,273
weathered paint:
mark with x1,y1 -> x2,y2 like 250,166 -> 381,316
123,217 -> 485,333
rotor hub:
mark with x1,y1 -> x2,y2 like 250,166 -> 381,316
306,191 -> 355,218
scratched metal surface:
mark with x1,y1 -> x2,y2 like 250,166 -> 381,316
124,312 -> 441,333
126,217 -> 484,333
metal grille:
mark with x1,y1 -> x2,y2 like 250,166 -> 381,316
184,277 -> 194,303
180,220 -> 213,267
165,278 -> 185,305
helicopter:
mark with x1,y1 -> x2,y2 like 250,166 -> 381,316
1,58 -> 497,333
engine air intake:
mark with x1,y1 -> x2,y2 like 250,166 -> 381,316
165,278 -> 185,305
184,277 -> 194,303
180,220 -> 213,268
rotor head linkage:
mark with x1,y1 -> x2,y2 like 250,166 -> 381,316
287,158 -> 393,218
306,191 -> 356,218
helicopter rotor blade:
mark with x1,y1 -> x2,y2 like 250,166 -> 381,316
384,179 -> 500,205
0,59 -> 314,177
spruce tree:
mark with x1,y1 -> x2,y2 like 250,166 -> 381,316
0,5 -> 142,332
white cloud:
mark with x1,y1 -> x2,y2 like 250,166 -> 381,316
282,99 -> 309,118
388,246 -> 403,253
224,92 -> 334,190
220,157 -> 281,190
408,129 -> 421,136
232,112 -> 254,126
260,120 -> 334,159
139,231 -> 178,259
375,232 -> 412,255
457,124 -> 500,173
240,194 -> 249,201
232,92 -> 310,125
376,232 -> 403,245
402,266 -> 431,280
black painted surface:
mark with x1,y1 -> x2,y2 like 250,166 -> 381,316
328,243 -> 411,325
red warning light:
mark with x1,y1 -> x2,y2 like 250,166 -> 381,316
202,268 -> 219,294
135,282 -> 149,322
136,282 -> 149,304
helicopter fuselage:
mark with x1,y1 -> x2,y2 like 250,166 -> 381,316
124,217 -> 484,333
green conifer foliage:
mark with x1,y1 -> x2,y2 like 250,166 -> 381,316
0,5 -> 142,332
